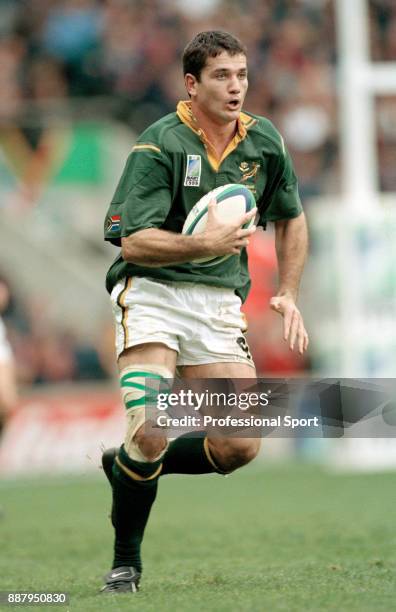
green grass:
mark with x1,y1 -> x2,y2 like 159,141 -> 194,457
1,462 -> 395,611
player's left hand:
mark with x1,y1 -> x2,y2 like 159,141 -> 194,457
269,295 -> 309,354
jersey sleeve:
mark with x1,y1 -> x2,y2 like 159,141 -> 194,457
104,144 -> 172,246
258,144 -> 303,226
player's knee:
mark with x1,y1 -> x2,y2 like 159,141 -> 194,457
210,438 -> 260,472
134,425 -> 167,462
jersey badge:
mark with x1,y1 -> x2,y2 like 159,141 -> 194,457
106,215 -> 121,232
184,155 -> 201,187
239,161 -> 260,182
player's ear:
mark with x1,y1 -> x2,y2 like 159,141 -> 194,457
185,73 -> 198,98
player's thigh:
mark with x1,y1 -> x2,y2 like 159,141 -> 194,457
180,361 -> 256,378
118,341 -> 178,373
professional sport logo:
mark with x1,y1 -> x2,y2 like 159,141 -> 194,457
184,155 -> 201,187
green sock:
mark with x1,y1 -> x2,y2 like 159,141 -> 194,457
112,445 -> 162,573
161,432 -> 223,475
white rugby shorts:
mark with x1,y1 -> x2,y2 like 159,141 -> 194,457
110,276 -> 254,367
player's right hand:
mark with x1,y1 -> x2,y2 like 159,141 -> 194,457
202,199 -> 257,256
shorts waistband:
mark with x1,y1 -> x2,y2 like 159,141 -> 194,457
144,276 -> 232,293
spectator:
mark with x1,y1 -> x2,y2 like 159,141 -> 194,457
0,275 -> 18,436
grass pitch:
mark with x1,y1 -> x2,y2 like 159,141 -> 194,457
1,461 -> 395,611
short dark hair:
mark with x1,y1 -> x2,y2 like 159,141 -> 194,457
182,31 -> 246,80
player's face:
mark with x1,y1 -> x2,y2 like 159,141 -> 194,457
186,52 -> 248,125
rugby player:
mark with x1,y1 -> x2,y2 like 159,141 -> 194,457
101,30 -> 308,593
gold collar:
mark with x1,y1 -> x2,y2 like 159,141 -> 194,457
176,100 -> 256,171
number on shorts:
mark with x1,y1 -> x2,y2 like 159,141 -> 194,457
236,336 -> 252,361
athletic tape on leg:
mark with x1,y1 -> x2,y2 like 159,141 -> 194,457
120,364 -> 173,462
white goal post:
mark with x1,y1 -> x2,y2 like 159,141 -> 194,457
336,0 -> 396,206
307,0 -> 396,377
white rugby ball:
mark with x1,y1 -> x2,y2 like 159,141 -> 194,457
182,183 -> 256,266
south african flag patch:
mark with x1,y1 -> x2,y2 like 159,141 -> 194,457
106,215 -> 121,232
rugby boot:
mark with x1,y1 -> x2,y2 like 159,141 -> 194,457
100,566 -> 141,593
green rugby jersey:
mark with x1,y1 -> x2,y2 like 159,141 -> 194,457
104,100 -> 302,301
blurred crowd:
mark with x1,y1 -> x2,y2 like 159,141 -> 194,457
0,0 -> 395,196
0,0 -> 395,386
0,273 -> 113,385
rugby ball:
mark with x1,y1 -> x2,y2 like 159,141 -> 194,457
182,183 -> 256,266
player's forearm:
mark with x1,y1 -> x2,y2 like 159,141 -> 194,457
274,213 -> 308,302
121,228 -> 209,266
